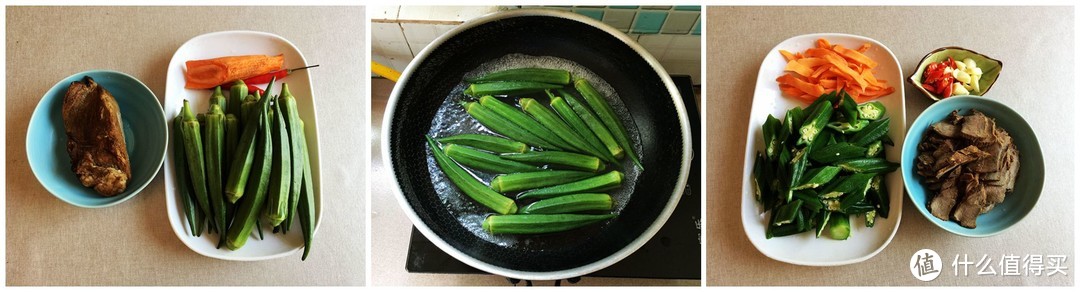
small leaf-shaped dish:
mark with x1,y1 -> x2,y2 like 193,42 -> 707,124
908,47 -> 1003,101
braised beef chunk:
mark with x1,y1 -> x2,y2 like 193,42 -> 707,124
960,110 -> 994,142
916,109 -> 1020,229
62,76 -> 131,196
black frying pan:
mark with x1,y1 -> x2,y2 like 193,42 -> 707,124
382,10 -> 692,280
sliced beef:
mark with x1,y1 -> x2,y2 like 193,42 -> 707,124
967,141 -> 1004,173
1001,144 -> 1020,191
930,176 -> 960,221
952,173 -> 985,228
933,145 -> 989,178
916,109 -> 1019,229
931,122 -> 960,138
982,185 -> 1007,209
960,110 -> 995,142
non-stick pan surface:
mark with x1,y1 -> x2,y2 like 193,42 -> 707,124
384,10 -> 692,279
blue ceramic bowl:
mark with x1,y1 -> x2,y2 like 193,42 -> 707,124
901,95 -> 1044,237
27,70 -> 167,208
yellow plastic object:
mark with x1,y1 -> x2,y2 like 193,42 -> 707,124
371,61 -> 401,82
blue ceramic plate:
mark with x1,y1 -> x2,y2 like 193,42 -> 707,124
901,95 -> 1043,237
27,70 -> 167,208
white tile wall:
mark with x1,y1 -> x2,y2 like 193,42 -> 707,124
396,6 -> 500,22
370,22 -> 409,57
370,6 -> 701,84
371,5 -> 399,20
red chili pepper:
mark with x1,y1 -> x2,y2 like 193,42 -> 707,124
922,59 -> 962,97
247,84 -> 265,95
244,64 -> 319,85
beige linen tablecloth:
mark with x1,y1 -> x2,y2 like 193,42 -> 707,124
706,6 -> 1073,286
6,6 -> 366,285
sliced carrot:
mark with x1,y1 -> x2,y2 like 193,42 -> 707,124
833,45 -> 878,68
861,70 -> 882,87
804,48 -> 841,59
776,74 -> 825,97
816,38 -> 832,49
780,50 -> 797,62
775,39 -> 893,103
796,57 -> 828,68
856,43 -> 871,53
809,64 -> 831,79
184,54 -> 284,89
822,53 -> 868,89
784,60 -> 815,77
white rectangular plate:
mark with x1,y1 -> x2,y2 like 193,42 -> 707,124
163,30 -> 322,261
740,33 -> 906,266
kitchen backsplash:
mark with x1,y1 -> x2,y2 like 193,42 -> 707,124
371,5 -> 701,84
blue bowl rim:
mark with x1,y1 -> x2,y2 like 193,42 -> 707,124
26,69 -> 167,208
901,95 -> 1043,237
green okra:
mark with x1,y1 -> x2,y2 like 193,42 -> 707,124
443,144 -> 540,174
573,79 -> 642,169
466,68 -> 571,85
464,81 -> 562,97
461,101 -> 558,150
519,193 -> 613,214
482,214 -> 616,235
501,150 -> 604,173
518,170 -> 623,200
438,134 -> 527,154
489,170 -> 597,193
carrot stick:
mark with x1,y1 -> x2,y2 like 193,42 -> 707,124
184,54 -> 284,89
784,60 -> 815,77
833,45 -> 878,68
780,50 -> 797,62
